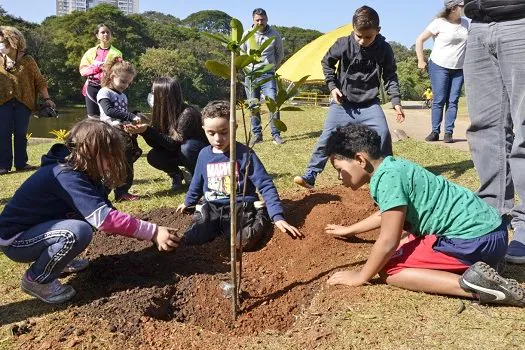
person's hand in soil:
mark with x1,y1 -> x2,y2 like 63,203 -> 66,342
152,226 -> 180,252
325,224 -> 355,238
275,220 -> 304,239
327,270 -> 366,287
176,203 -> 188,213
394,105 -> 405,123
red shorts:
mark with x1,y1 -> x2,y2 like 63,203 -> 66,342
383,234 -> 470,276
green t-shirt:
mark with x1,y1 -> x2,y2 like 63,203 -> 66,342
369,156 -> 501,239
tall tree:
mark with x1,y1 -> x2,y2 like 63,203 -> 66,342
182,10 -> 232,34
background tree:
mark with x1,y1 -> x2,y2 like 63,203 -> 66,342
182,10 -> 232,34
273,26 -> 322,61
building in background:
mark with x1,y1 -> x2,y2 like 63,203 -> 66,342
56,0 -> 139,16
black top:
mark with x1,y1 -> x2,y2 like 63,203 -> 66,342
141,105 -> 207,152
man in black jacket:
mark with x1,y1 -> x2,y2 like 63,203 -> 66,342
463,0 -> 525,264
294,6 -> 405,189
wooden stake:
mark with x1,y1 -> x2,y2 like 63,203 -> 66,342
229,50 -> 239,320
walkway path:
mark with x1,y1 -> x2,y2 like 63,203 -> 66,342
383,101 -> 470,152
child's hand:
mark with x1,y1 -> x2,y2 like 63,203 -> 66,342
325,224 -> 354,238
152,226 -> 180,252
275,220 -> 304,239
394,105 -> 405,123
176,203 -> 187,213
124,123 -> 148,134
327,270 -> 366,287
331,88 -> 343,104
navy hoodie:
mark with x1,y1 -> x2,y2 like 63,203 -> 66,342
0,144 -> 112,245
184,142 -> 284,222
322,33 -> 401,107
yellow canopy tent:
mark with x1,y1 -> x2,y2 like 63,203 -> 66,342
277,23 -> 354,83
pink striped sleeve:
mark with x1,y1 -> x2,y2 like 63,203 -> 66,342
99,209 -> 157,241
80,65 -> 102,77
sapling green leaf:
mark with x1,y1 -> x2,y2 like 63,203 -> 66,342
273,119 -> 288,132
205,60 -> 231,79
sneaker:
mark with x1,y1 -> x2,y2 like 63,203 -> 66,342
425,131 -> 439,142
116,193 -> 140,202
180,167 -> 193,185
0,168 -> 8,175
506,241 -> 525,264
62,258 -> 89,274
21,273 -> 76,304
293,171 -> 316,189
16,164 -> 38,172
443,133 -> 453,143
251,134 -> 263,145
459,261 -> 525,306
272,135 -> 285,145
170,173 -> 184,191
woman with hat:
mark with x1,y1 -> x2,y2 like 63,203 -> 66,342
0,26 -> 56,175
415,0 -> 468,143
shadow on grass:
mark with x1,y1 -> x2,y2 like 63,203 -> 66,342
284,130 -> 322,142
0,241 -> 231,326
425,159 -> 474,179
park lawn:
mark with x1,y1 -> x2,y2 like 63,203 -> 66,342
0,106 -> 524,349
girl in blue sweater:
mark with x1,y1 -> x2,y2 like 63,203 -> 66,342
0,119 -> 179,304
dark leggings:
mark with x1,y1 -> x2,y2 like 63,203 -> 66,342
182,202 -> 271,251
114,130 -> 142,199
85,84 -> 101,116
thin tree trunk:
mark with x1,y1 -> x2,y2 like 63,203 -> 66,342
229,50 -> 239,320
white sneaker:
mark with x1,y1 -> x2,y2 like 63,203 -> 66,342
21,273 -> 76,304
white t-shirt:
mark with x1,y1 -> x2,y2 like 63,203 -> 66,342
427,17 -> 469,69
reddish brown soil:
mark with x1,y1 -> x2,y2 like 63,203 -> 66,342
12,186 -> 379,349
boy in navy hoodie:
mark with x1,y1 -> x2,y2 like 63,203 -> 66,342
177,100 -> 302,250
295,5 -> 405,189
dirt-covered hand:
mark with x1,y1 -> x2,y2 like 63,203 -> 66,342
275,220 -> 304,239
327,270 -> 366,287
152,226 -> 180,252
176,203 -> 187,213
325,224 -> 353,238
331,88 -> 343,104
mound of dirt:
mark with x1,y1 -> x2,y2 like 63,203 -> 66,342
14,186 -> 379,348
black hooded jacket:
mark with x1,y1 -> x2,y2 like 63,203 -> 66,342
464,0 -> 525,22
321,33 -> 401,107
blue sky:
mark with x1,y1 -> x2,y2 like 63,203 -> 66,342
2,0 -> 443,48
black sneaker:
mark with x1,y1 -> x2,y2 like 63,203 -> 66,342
459,261 -> 525,307
425,131 -> 439,142
444,133 -> 453,143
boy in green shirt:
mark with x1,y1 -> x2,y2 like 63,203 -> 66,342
324,124 -> 525,306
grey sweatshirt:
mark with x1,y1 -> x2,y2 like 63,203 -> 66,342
241,25 -> 284,72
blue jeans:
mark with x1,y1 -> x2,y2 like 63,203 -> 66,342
147,138 -> 209,175
245,73 -> 280,137
464,18 -> 525,228
0,99 -> 31,170
1,220 -> 93,283
428,60 -> 464,134
305,100 -> 392,176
